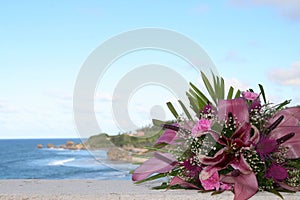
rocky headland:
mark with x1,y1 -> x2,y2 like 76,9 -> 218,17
36,125 -> 161,163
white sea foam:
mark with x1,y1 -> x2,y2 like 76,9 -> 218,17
48,158 -> 75,166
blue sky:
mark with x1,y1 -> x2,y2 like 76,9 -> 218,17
0,0 -> 299,139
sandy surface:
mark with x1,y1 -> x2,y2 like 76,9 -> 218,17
0,180 -> 299,200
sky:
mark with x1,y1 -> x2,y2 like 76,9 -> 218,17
0,0 -> 299,139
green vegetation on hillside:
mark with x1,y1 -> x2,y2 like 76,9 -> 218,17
85,125 -> 163,149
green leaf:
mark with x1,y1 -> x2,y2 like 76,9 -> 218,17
213,75 -> 220,100
166,102 -> 179,119
227,86 -> 234,99
152,182 -> 169,190
188,89 -> 206,110
220,77 -> 225,99
189,82 -> 209,104
178,100 -> 193,120
146,145 -> 169,151
152,119 -> 165,127
234,89 -> 241,98
201,72 -> 217,105
267,189 -> 284,199
259,84 -> 267,104
275,99 -> 291,110
211,190 -> 225,196
187,94 -> 200,117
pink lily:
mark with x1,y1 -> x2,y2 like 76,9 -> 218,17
198,99 -> 260,199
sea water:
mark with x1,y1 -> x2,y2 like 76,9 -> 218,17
0,139 -> 136,180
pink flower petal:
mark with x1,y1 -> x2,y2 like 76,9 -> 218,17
230,154 -> 252,175
218,98 -> 249,126
132,152 -> 177,181
278,182 -> 300,192
169,176 -> 199,189
242,91 -> 259,101
220,183 -> 232,191
199,166 -> 220,183
231,122 -> 251,143
267,107 -> 300,158
155,124 -> 178,145
192,119 -> 212,137
198,148 -> 227,166
221,171 -> 258,200
200,170 -> 220,190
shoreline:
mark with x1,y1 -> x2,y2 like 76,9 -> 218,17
0,180 -> 299,200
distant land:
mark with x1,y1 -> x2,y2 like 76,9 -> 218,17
37,124 -> 164,164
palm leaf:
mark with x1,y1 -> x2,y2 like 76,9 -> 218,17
166,102 -> 179,119
189,82 -> 209,104
220,77 -> 225,99
188,88 -> 206,110
227,86 -> 234,99
201,72 -> 217,105
234,89 -> 241,98
178,100 -> 193,120
259,84 -> 267,104
187,93 -> 200,117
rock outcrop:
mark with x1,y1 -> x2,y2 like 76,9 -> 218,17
39,141 -> 86,150
47,143 -> 54,148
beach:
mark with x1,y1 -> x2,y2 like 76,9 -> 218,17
0,180 -> 299,200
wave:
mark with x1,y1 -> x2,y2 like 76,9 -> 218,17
48,158 -> 75,166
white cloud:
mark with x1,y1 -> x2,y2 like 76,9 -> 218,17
229,0 -> 300,21
268,61 -> 300,86
0,101 -> 20,113
224,77 -> 250,92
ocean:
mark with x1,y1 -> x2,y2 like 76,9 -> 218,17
0,139 -> 136,180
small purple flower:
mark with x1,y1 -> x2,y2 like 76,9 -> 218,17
203,104 -> 212,114
249,99 -> 262,111
255,137 -> 278,158
266,163 -> 288,181
182,158 -> 202,178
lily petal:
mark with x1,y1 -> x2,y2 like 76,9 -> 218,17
267,108 -> 300,127
169,176 -> 199,189
230,154 -> 252,175
198,148 -> 227,166
267,107 -> 300,159
132,152 -> 177,181
156,125 -> 178,145
199,166 -> 220,181
221,171 -> 258,200
218,98 -> 249,125
231,122 -> 251,143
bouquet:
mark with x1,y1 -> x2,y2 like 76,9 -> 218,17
132,72 -> 300,200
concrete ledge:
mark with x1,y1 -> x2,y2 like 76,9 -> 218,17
0,180 -> 299,200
